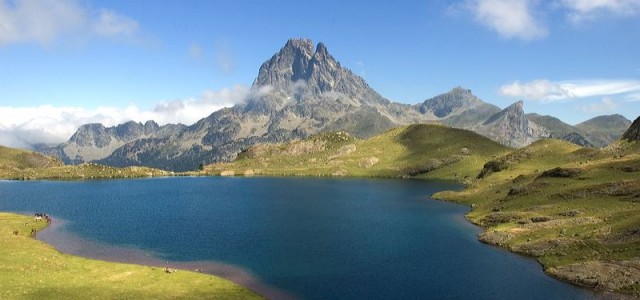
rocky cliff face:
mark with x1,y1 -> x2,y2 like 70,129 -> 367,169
474,101 -> 549,148
622,116 -> 640,142
42,39 -> 617,171
41,121 -> 185,165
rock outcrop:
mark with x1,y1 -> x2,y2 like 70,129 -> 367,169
622,116 -> 640,142
475,101 -> 549,148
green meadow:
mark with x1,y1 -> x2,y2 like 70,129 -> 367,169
0,213 -> 261,299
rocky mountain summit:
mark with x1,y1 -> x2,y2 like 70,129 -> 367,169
475,100 -> 549,147
41,39 -> 628,171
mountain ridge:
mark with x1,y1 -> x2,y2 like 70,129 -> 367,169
40,39 -> 629,171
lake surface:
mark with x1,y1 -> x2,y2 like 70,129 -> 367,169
0,177 -> 593,299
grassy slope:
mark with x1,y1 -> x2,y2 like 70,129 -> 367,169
0,146 -> 171,180
435,139 -> 640,295
203,124 -> 511,181
0,213 -> 260,299
0,145 -> 63,172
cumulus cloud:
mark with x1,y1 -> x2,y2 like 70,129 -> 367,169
0,85 -> 251,149
0,0 -> 140,46
465,0 -> 548,40
562,0 -> 640,22
500,79 -> 640,102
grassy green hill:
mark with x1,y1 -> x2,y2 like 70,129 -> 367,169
435,139 -> 640,295
0,146 -> 170,180
203,124 -> 511,181
0,213 -> 260,299
0,145 -> 63,173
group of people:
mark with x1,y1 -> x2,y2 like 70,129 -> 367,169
11,213 -> 52,237
34,213 -> 52,224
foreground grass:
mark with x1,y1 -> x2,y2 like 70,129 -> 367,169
0,213 -> 260,299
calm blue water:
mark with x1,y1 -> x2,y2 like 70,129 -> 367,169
0,177 -> 593,299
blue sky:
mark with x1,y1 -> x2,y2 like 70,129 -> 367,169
1,0 -> 639,147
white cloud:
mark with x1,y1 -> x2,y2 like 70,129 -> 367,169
500,79 -> 640,102
456,0 -> 640,40
466,0 -> 548,41
562,0 -> 640,22
0,0 -> 140,46
0,85 -> 251,149
580,97 -> 619,113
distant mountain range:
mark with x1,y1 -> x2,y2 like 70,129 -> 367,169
40,39 -> 632,171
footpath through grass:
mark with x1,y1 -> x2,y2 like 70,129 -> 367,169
0,213 -> 261,299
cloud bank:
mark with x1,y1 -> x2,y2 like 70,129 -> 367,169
462,0 -> 640,40
499,79 -> 640,102
0,85 -> 250,149
562,0 -> 640,22
0,0 -> 140,46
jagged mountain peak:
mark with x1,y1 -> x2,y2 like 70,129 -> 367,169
449,86 -> 473,95
484,100 -> 525,126
252,38 -> 367,97
315,42 -> 329,56
506,100 -> 524,112
478,100 -> 549,148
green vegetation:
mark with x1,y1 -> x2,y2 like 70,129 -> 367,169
0,145 -> 63,173
0,146 -> 171,180
0,213 -> 260,299
203,124 -> 511,181
434,139 -> 640,295
206,124 -> 640,296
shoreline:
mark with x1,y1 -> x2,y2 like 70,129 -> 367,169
3,173 -> 636,298
36,216 -> 296,300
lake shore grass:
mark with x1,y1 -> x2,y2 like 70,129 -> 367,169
0,212 -> 261,299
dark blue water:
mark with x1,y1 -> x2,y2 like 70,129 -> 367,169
0,177 -> 593,299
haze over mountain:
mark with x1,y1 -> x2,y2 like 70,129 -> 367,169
41,39 -> 631,171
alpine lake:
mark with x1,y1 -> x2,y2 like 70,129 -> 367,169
0,177 -> 596,299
